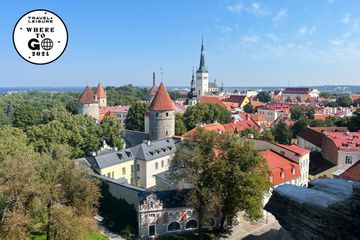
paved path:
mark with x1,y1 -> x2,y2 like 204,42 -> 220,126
225,216 -> 281,240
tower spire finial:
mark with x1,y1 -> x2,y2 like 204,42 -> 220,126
152,72 -> 156,87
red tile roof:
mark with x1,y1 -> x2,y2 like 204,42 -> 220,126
339,160 -> 360,181
182,123 -> 227,138
261,150 -> 301,185
351,94 -> 360,102
149,83 -> 175,111
283,88 -> 312,94
223,95 -> 246,104
99,106 -> 130,114
95,83 -> 107,98
79,86 -> 97,104
200,96 -> 228,109
326,132 -> 360,151
277,143 -> 310,156
148,85 -> 158,97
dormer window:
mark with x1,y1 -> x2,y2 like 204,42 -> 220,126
292,167 -> 296,175
280,170 -> 285,179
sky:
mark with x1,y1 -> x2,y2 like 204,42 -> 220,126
1,0 -> 360,87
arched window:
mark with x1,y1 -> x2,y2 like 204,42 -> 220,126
166,112 -> 169,117
292,167 -> 296,175
185,220 -> 198,229
168,222 -> 181,232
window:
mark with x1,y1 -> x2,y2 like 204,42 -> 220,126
155,162 -> 159,169
107,173 -> 111,178
166,112 -> 169,117
131,164 -> 134,172
122,167 -> 126,175
149,213 -> 155,218
166,131 -> 169,135
185,220 -> 198,229
280,171 -> 285,178
156,113 -> 159,117
168,222 -> 181,232
111,171 -> 114,179
149,225 -> 156,236
345,156 -> 353,164
280,151 -> 285,156
137,164 -> 140,171
161,160 -> 164,168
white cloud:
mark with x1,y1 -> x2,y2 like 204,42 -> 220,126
297,26 -> 316,36
240,34 -> 260,44
227,2 -> 270,16
266,33 -> 278,42
273,9 -> 287,22
342,13 -> 351,24
227,2 -> 244,14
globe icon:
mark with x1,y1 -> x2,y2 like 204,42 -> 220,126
41,38 -> 54,51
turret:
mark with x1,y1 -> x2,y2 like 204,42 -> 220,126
95,83 -> 107,107
148,82 -> 175,140
78,86 -> 99,120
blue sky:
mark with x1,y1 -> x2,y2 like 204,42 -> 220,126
1,0 -> 360,87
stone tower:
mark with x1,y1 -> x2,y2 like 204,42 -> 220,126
149,82 -> 175,141
78,86 -> 99,120
95,83 -> 107,107
195,36 -> 208,96
147,72 -> 158,102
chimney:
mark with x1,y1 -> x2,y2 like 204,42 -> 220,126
153,72 -> 156,87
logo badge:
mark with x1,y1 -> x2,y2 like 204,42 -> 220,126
13,9 -> 68,65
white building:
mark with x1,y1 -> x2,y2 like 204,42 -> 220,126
195,37 -> 208,96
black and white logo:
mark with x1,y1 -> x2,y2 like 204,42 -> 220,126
13,9 -> 68,65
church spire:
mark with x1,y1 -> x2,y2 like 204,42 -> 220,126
198,36 -> 207,73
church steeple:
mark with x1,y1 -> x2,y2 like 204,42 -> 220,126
191,68 -> 195,92
197,36 -> 207,73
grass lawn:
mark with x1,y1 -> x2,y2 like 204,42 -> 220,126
32,232 -> 109,240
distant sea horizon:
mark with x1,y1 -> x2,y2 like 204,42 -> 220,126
1,85 -> 360,94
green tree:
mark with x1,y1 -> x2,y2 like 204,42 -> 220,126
335,117 -> 351,127
336,96 -> 352,107
348,109 -> 360,131
292,119 -> 310,137
243,104 -> 255,113
170,130 -> 220,239
305,108 -> 315,119
256,91 -> 271,103
290,106 -> 305,120
319,92 -> 332,99
100,116 -> 125,150
183,103 -> 231,130
105,85 -> 148,106
174,113 -> 187,136
261,129 -> 275,142
241,127 -> 260,138
12,103 -> 44,130
125,102 -> 148,132
0,126 -> 32,162
272,120 -> 292,144
324,101 -> 339,107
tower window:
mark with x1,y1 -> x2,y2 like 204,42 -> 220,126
166,112 -> 169,117
156,113 -> 159,117
166,131 -> 169,135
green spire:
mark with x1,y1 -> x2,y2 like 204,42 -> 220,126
197,36 -> 208,73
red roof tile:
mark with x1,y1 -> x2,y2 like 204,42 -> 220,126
200,96 -> 228,109
277,143 -> 310,156
182,123 -> 227,138
148,85 -> 158,97
79,86 -> 97,104
261,150 -> 301,185
326,132 -> 360,151
149,83 -> 175,111
95,83 -> 107,98
339,160 -> 360,181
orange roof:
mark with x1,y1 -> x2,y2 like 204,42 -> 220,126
79,86 -> 97,104
95,83 -> 107,98
277,143 -> 310,156
314,114 -> 328,120
200,96 -> 228,109
250,100 -> 264,108
351,94 -> 360,101
182,123 -> 227,138
149,82 -> 175,111
240,113 -> 267,122
99,106 -> 130,114
261,150 -> 300,185
148,85 -> 158,97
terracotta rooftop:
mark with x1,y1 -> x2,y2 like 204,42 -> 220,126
339,160 -> 360,181
326,132 -> 360,151
277,143 -> 310,156
95,83 -> 107,98
149,82 -> 175,111
182,123 -> 227,138
199,96 -> 228,109
79,86 -> 97,104
223,95 -> 247,104
99,106 -> 130,114
148,85 -> 158,97
261,150 -> 300,185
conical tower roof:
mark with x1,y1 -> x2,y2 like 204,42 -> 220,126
79,86 -> 97,104
149,82 -> 175,111
95,83 -> 107,98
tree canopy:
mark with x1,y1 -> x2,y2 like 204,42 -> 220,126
335,96 -> 353,107
125,102 -> 149,132
272,120 -> 292,144
256,91 -> 271,103
183,103 -> 231,130
170,130 -> 270,237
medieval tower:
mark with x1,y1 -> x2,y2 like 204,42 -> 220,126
195,37 -> 208,96
78,86 -> 100,120
148,82 -> 175,141
95,83 -> 107,107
